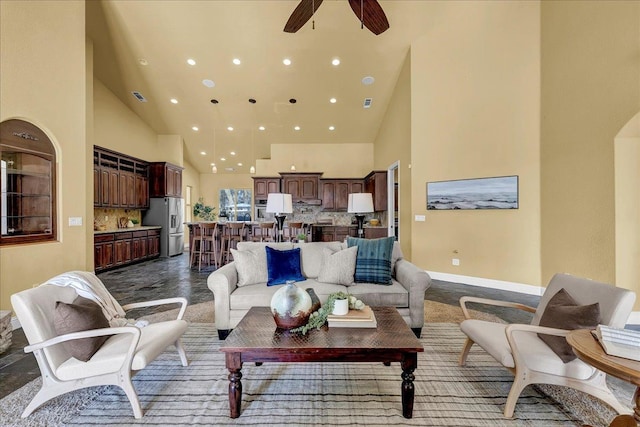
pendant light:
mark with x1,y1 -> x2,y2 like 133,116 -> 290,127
249,128 -> 256,174
211,127 -> 218,173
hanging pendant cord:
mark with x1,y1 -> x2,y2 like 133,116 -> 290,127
312,0 -> 315,30
360,0 -> 364,29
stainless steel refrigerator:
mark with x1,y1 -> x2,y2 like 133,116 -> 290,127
143,197 -> 184,257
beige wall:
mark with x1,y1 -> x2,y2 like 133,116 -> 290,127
615,112 -> 640,308
374,51 -> 412,259
410,1 -> 542,285
257,143 -> 374,178
540,1 -> 640,302
0,1 -> 88,311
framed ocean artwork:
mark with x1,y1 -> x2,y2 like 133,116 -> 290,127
427,176 -> 519,210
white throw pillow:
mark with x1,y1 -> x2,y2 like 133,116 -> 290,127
317,246 -> 358,286
231,248 -> 267,286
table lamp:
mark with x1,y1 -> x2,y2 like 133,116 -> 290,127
266,193 -> 293,242
348,193 -> 374,238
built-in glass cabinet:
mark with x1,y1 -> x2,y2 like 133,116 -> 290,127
0,119 -> 56,245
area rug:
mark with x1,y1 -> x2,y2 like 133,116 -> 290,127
0,323 -> 632,427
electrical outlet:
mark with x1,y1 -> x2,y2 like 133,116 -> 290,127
415,215 -> 425,222
68,217 -> 82,226
452,258 -> 460,266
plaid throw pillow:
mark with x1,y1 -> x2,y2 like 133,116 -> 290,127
347,236 -> 395,285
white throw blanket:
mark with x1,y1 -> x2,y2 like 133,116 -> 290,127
46,271 -> 147,327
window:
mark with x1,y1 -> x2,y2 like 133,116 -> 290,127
1,119 -> 57,245
219,189 -> 252,221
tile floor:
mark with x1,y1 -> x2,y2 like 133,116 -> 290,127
0,252 -> 634,411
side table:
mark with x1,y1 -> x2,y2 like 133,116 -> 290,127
567,329 -> 640,423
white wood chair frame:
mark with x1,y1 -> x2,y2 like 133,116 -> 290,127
459,294 -> 632,418
17,295 -> 189,419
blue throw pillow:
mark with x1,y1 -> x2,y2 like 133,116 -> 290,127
266,246 -> 306,286
346,236 -> 395,285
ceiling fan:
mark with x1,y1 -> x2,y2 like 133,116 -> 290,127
284,0 -> 390,35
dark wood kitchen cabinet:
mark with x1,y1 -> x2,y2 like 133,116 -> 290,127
364,171 -> 388,212
149,162 -> 183,198
320,179 -> 365,211
280,173 -> 321,202
94,147 -> 149,209
94,228 -> 160,272
252,177 -> 281,203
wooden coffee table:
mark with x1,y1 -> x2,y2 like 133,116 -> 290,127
220,306 -> 424,419
567,329 -> 640,423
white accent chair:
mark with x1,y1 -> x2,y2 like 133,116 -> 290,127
459,273 -> 636,418
11,283 -> 189,419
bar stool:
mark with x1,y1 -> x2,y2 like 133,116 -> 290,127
222,222 -> 246,264
254,222 -> 275,242
189,223 -> 203,268
199,222 -> 219,271
286,221 -> 304,242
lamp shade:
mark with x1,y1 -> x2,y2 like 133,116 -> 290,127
266,193 -> 293,214
348,193 -> 374,213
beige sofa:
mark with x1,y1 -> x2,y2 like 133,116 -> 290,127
207,241 -> 432,340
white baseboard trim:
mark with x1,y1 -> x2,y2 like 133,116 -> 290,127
426,271 -> 545,296
427,270 -> 640,325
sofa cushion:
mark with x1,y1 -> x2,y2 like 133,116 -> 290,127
53,296 -> 110,362
347,236 -> 395,285
294,241 -> 344,278
230,279 -> 347,310
537,288 -> 601,363
231,248 -> 267,287
317,246 -> 357,286
266,247 -> 306,286
347,279 -> 409,307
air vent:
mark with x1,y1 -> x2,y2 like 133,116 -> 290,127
363,98 -> 372,109
131,91 -> 147,102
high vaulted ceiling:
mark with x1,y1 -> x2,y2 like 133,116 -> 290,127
86,0 -> 435,174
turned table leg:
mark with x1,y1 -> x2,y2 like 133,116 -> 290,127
401,352 -> 418,419
226,353 -> 243,418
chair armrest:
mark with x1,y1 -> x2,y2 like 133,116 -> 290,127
207,262 -> 239,330
459,296 -> 536,320
504,323 -> 571,368
24,326 -> 140,353
122,297 -> 188,320
394,259 -> 432,328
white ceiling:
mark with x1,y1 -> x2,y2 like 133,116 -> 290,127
86,0 -> 435,174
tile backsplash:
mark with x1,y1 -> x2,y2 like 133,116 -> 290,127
94,208 -> 142,230
285,205 -> 384,226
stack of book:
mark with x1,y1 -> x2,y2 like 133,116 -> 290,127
327,305 -> 377,329
592,324 -> 640,362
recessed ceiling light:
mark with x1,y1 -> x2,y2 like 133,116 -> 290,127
237,163 -> 243,167
187,58 -> 196,66
248,98 -> 256,104
227,126 -> 234,131
202,79 -> 215,88
138,58 -> 148,66
289,98 -> 297,104
283,58 -> 292,66
232,58 -> 241,65
362,76 -> 375,85
210,99 -> 219,104
200,151 -> 206,155
210,163 -> 216,166
329,98 -> 337,104
192,126 -> 199,131
230,151 -> 236,156
220,157 -> 226,161
258,126 -> 265,131
170,98 -> 178,104
332,58 -> 340,66
329,126 -> 335,131
294,126 -> 301,131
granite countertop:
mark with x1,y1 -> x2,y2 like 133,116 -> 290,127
311,224 -> 385,228
94,225 -> 161,235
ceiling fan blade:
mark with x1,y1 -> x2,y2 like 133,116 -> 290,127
284,0 -> 324,33
348,0 -> 390,35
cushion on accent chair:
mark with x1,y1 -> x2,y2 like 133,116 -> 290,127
537,288 -> 601,363
317,246 -> 358,286
347,236 -> 395,285
266,246 -> 306,286
53,296 -> 110,362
